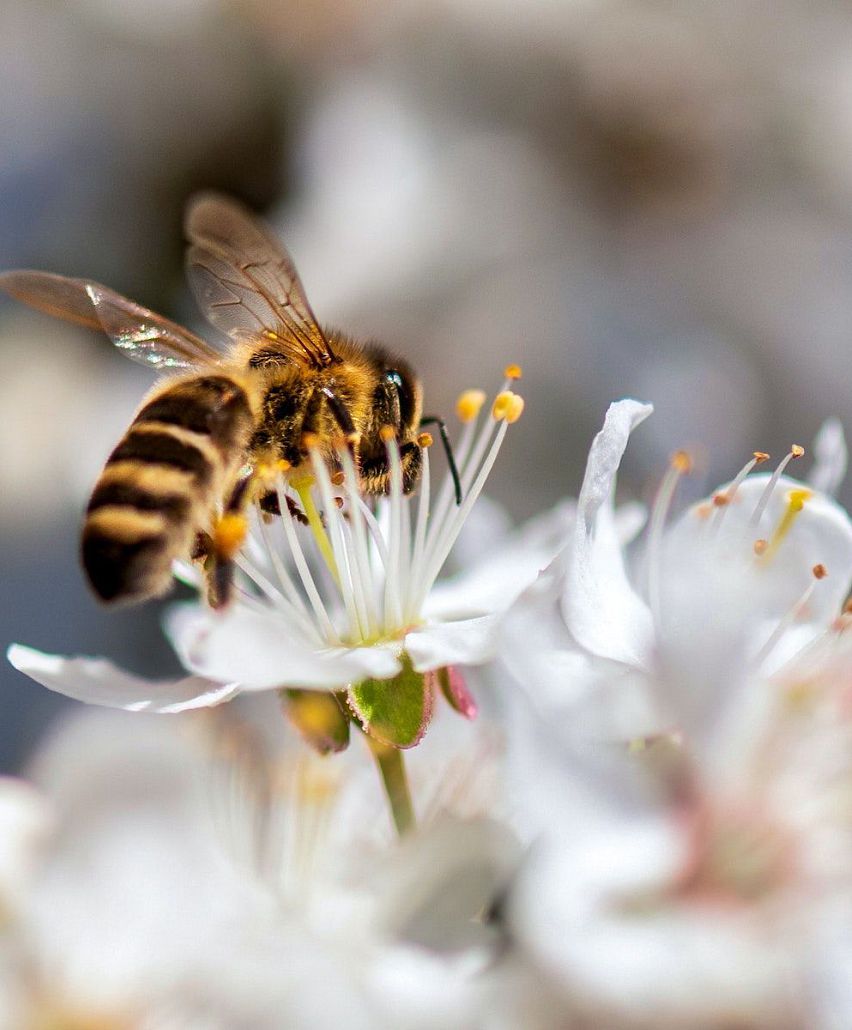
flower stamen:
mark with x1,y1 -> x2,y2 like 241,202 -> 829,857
648,451 -> 692,625
754,563 -> 828,667
712,451 -> 770,531
750,446 -> 805,527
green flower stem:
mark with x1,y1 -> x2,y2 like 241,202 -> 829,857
367,736 -> 415,837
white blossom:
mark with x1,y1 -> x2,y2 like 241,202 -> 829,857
8,374 -> 560,742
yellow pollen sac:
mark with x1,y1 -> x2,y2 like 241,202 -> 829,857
670,450 -> 693,474
301,431 -> 320,450
379,424 -> 397,442
492,390 -> 516,421
330,470 -> 345,486
504,363 -> 523,380
754,451 -> 770,463
791,445 -> 805,458
761,488 -> 813,562
713,493 -> 729,508
456,388 -> 487,423
813,563 -> 828,580
506,393 -> 525,423
417,431 -> 434,448
754,538 -> 768,556
214,513 -> 248,559
788,488 -> 812,512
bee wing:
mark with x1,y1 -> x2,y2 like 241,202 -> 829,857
185,192 -> 335,369
0,271 -> 222,371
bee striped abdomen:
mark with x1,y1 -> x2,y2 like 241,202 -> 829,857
83,374 -> 253,603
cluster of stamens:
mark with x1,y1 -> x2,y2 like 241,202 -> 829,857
215,367 -> 524,649
645,442 -> 841,667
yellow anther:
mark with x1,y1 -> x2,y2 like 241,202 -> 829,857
456,389 -> 487,423
671,450 -> 693,474
417,432 -> 434,448
696,503 -> 713,520
492,390 -> 515,421
214,513 -> 248,559
754,538 -> 768,556
505,393 -> 525,423
346,430 -> 361,445
813,563 -> 828,580
330,470 -> 345,486
791,445 -> 805,458
754,451 -> 770,464
301,431 -> 319,450
504,363 -> 523,380
379,424 -> 397,442
713,492 -> 729,508
788,488 -> 812,512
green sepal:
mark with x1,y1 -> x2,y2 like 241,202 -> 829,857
282,689 -> 350,754
348,656 -> 433,750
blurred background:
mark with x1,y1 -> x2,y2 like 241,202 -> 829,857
3,0 -> 852,769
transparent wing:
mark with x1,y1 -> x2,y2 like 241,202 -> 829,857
184,192 -> 334,368
0,271 -> 222,371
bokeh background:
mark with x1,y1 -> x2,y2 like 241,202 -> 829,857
3,0 -> 852,770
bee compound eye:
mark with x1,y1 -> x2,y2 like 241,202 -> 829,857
383,369 -> 412,424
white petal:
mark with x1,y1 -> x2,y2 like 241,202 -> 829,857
406,615 -> 500,671
563,400 -> 654,667
166,604 -> 401,689
7,644 -> 239,713
425,500 -> 574,622
809,417 -> 847,497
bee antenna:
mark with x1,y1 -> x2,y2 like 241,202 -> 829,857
420,415 -> 462,505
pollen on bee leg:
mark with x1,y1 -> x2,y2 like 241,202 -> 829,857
456,389 -> 487,423
213,513 -> 248,559
417,432 -> 434,448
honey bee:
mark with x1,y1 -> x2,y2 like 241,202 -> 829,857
0,194 -> 460,607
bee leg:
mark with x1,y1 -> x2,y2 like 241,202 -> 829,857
420,416 -> 462,505
207,475 -> 254,610
319,385 -> 359,451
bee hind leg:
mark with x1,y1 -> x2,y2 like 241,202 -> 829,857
205,475 -> 254,610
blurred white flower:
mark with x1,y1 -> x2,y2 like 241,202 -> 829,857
0,707 -> 518,1028
502,399 -> 852,742
499,399 -> 852,1026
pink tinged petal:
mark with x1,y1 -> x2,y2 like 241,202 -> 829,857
809,417 -> 847,497
430,666 -> 478,720
564,400 -> 654,668
7,644 -> 239,713
405,615 -> 499,672
166,604 -> 400,690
